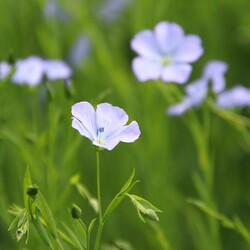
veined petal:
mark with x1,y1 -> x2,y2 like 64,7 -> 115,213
131,30 -> 161,60
154,21 -> 184,54
132,57 -> 162,82
174,35 -> 203,63
94,121 -> 140,150
71,102 -> 97,141
161,63 -> 192,84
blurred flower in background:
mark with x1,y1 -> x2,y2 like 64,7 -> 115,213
0,61 -> 11,80
71,101 -> 141,150
131,21 -> 203,83
99,0 -> 131,23
68,34 -> 91,68
0,56 -> 72,86
43,0 -> 69,21
168,60 -> 228,115
217,85 -> 250,108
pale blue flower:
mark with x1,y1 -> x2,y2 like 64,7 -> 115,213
168,61 -> 228,115
0,61 -> 11,80
69,35 -> 91,67
72,102 -> 141,150
11,56 -> 72,85
44,60 -> 72,80
12,57 -> 45,86
131,21 -> 203,84
99,0 -> 131,22
217,85 -> 250,108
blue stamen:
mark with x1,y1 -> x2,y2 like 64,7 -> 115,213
98,127 -> 104,133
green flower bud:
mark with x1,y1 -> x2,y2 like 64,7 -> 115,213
71,204 -> 82,219
26,185 -> 38,199
140,209 -> 159,221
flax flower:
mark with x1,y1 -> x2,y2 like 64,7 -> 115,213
131,21 -> 203,83
217,85 -> 250,108
168,61 -> 228,115
72,102 -> 141,150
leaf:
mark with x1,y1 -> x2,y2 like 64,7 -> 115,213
70,211 -> 87,249
87,218 -> 97,243
23,167 -> 32,209
233,216 -> 250,244
61,223 -> 84,249
36,191 -> 58,239
34,208 -> 52,247
103,169 -> 139,223
8,209 -> 26,231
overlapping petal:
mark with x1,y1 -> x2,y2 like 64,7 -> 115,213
71,102 -> 97,141
44,60 -> 72,80
217,85 -> 250,108
154,22 -> 184,54
161,63 -> 192,84
131,30 -> 161,60
174,35 -> 203,63
132,57 -> 162,82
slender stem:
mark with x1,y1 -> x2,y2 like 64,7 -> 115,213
94,150 -> 104,250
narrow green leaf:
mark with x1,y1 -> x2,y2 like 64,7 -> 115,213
23,167 -> 32,209
8,209 -> 26,231
61,223 -> 84,249
102,172 -> 139,223
70,212 -> 87,249
87,218 -> 97,243
234,216 -> 250,244
34,208 -> 52,247
117,169 -> 135,195
37,191 -> 58,239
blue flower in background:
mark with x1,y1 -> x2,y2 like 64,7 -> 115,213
69,35 -> 91,67
131,21 -> 203,84
0,61 -> 11,80
9,56 -> 72,86
12,57 -> 45,86
168,61 -> 228,116
71,102 -> 141,150
217,85 -> 250,108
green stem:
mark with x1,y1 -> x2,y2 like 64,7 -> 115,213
94,150 -> 103,250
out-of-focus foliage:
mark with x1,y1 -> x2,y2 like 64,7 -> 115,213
1,0 -> 250,249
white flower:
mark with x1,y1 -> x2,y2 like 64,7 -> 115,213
71,102 -> 141,150
131,21 -> 203,84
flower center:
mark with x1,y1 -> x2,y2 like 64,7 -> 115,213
98,127 -> 104,134
161,56 -> 172,66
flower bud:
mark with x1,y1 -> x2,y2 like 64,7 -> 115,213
140,208 -> 159,221
26,185 -> 38,199
71,204 -> 82,219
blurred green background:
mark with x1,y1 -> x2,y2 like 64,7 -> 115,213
1,0 -> 250,249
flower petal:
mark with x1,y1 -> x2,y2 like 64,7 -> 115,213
167,100 -> 191,116
161,63 -> 192,84
131,30 -> 161,60
174,35 -> 203,63
217,85 -> 250,108
12,56 -> 45,85
0,61 -> 11,80
154,21 -> 184,54
203,61 -> 228,93
44,60 -> 72,80
132,57 -> 162,82
71,102 -> 97,141
93,121 -> 141,150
